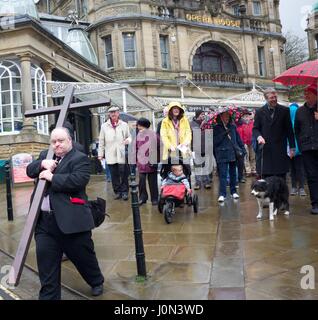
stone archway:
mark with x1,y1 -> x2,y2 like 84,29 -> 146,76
189,37 -> 245,75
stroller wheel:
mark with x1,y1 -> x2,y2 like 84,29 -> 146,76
163,203 -> 173,224
193,194 -> 199,213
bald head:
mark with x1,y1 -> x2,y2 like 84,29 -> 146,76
50,127 -> 73,157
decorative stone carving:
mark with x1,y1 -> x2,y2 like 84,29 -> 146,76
95,5 -> 139,20
118,21 -> 141,30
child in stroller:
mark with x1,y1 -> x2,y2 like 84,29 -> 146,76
158,162 -> 198,224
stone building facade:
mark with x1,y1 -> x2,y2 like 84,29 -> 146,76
39,0 -> 286,103
0,0 -> 287,161
306,2 -> 318,60
0,1 -> 111,160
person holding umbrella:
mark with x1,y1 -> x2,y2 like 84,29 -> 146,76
213,106 -> 245,203
294,84 -> 318,215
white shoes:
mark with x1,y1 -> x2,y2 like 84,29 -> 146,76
218,196 -> 225,202
218,194 -> 240,202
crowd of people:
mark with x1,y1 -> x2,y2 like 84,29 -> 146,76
26,84 -> 318,300
96,85 -> 318,212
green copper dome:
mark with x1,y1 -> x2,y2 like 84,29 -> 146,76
313,1 -> 318,12
0,0 -> 39,20
65,27 -> 98,65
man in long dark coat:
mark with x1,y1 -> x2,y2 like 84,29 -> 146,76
294,84 -> 318,215
252,88 -> 295,179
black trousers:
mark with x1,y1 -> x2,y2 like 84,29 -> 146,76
302,150 -> 318,207
35,212 -> 104,300
290,155 -> 305,189
108,163 -> 129,195
139,172 -> 158,202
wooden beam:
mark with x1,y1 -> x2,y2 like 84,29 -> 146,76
24,98 -> 111,117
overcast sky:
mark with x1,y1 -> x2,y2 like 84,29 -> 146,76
280,0 -> 316,38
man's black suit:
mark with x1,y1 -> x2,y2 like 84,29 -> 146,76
252,103 -> 295,177
27,148 -> 104,300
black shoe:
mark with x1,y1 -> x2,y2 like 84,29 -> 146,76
311,206 -> 318,215
139,199 -> 147,206
114,193 -> 122,200
91,284 -> 104,297
152,201 -> 158,206
122,193 -> 128,201
61,254 -> 69,262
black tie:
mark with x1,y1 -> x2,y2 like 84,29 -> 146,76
55,156 -> 61,164
269,108 -> 274,119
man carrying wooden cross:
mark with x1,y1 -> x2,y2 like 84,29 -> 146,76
26,127 -> 104,300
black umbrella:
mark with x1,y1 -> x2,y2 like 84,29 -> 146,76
119,112 -> 138,122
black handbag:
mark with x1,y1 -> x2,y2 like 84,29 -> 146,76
88,197 -> 108,227
222,124 -> 244,160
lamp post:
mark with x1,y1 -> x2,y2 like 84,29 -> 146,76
175,75 -> 187,103
129,174 -> 147,282
5,160 -> 13,221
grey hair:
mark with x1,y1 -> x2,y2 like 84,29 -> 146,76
51,127 -> 72,140
263,88 -> 277,99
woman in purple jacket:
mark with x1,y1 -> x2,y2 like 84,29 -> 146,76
134,118 -> 159,206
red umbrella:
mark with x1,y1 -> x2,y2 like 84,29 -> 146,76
273,60 -> 318,86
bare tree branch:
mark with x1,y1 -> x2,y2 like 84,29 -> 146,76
284,31 -> 308,69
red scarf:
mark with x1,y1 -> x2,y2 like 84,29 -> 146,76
110,119 -> 119,129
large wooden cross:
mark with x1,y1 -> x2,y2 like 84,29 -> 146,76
8,85 -> 111,286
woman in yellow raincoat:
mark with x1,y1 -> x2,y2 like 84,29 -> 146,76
160,101 -> 192,161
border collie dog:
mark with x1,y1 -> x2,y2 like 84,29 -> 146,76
251,177 -> 290,221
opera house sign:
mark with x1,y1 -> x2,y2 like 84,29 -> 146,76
185,13 -> 240,28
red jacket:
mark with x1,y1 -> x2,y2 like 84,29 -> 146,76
236,121 -> 254,145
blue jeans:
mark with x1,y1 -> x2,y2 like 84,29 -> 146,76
217,161 -> 237,197
105,163 -> 111,181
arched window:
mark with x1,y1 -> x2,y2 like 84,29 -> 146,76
31,65 -> 48,135
0,60 -> 22,134
192,42 -> 237,74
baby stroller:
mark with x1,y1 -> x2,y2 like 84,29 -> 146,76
158,157 -> 199,224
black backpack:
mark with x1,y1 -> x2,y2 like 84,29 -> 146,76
88,197 -> 108,227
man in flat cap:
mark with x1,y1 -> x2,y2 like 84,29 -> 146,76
294,84 -> 318,215
98,106 -> 131,200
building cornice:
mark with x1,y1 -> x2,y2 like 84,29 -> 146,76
86,14 -> 285,41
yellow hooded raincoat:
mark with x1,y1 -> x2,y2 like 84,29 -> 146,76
160,101 -> 192,160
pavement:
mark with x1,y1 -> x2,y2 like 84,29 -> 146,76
1,175 -> 318,300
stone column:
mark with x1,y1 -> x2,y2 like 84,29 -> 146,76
42,63 -> 55,127
91,112 -> 100,142
18,53 -> 36,133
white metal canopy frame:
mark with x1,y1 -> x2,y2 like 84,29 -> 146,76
47,81 -> 158,113
218,84 -> 266,107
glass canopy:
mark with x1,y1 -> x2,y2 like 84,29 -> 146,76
0,0 -> 39,20
48,81 -> 157,113
65,27 -> 98,65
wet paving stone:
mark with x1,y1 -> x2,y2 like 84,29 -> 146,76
1,176 -> 318,299
208,287 -> 246,300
